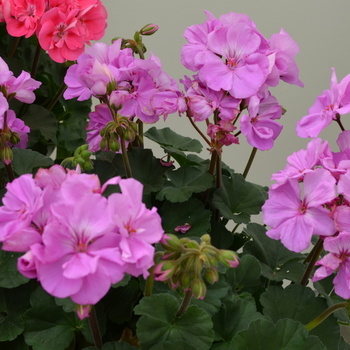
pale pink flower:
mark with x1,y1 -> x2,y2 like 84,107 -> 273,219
108,178 -> 164,278
240,95 -> 283,150
198,23 -> 269,99
262,168 -> 337,252
34,194 -> 125,305
296,68 -> 350,138
313,232 -> 350,299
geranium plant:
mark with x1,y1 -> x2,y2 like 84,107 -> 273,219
0,2 -> 349,350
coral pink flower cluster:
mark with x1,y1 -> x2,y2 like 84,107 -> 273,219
2,0 -> 107,62
0,57 -> 41,149
63,39 -> 186,151
262,130 -> 350,299
0,165 -> 164,318
180,11 -> 303,151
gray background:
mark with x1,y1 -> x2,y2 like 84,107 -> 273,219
100,0 -> 350,187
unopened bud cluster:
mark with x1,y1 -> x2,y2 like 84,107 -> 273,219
154,234 -> 239,300
61,144 -> 94,171
99,115 -> 139,152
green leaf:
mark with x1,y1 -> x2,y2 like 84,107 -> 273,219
212,174 -> 268,224
112,148 -> 169,194
230,318 -> 326,350
156,166 -> 213,202
0,249 -> 29,288
225,254 -> 261,294
134,293 -> 214,350
0,334 -> 29,350
243,223 -> 306,282
160,198 -> 211,237
208,220 -> 233,249
0,284 -> 32,341
212,299 -> 265,343
22,104 -> 58,142
23,287 -> 89,350
261,284 -> 344,349
100,342 -> 139,350
149,340 -> 196,350
190,277 -> 228,316
145,127 -> 202,153
11,148 -> 54,175
104,278 -> 140,324
54,297 -> 76,313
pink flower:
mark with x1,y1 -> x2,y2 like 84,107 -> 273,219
240,95 -> 283,150
313,232 -> 350,299
0,174 -> 43,249
0,57 -> 41,103
262,168 -> 337,252
38,7 -> 85,63
266,28 -> 304,88
199,23 -> 269,99
271,138 -> 326,186
296,68 -> 350,138
108,178 -> 164,278
34,194 -> 125,305
3,0 -> 45,38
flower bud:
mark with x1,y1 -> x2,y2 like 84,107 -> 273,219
204,267 -> 219,284
218,250 -> 239,268
140,23 -> 159,36
76,304 -> 91,320
82,160 -> 93,171
201,234 -> 211,244
179,273 -> 191,290
81,150 -> 92,159
109,139 -> 120,152
0,145 -> 13,165
191,278 -> 207,300
160,234 -> 182,251
154,261 -> 177,281
100,138 -> 107,150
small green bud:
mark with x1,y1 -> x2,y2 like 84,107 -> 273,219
75,156 -> 85,165
160,234 -> 182,251
0,145 -> 13,165
100,138 -> 107,150
204,267 -> 219,285
191,278 -> 207,300
201,234 -> 211,244
80,150 -> 92,159
109,139 -> 120,152
82,161 -> 93,171
218,250 -> 239,268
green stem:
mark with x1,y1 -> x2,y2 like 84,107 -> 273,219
135,44 -> 145,59
8,37 -> 21,58
243,147 -> 257,179
306,302 -> 347,331
137,119 -> 144,148
215,153 -> 222,221
300,238 -> 324,286
144,265 -> 155,297
47,83 -> 67,111
201,151 -> 217,205
187,111 -> 211,146
2,112 -> 15,182
88,306 -> 103,349
177,290 -> 192,317
120,134 -> 132,178
31,44 -> 42,78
